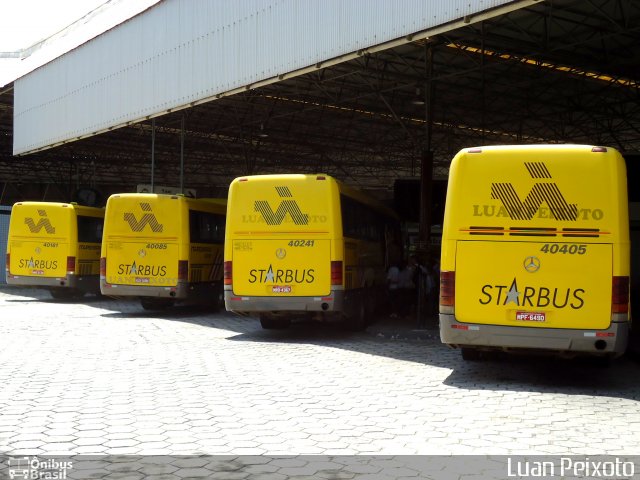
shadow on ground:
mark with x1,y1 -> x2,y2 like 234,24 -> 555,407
3,285 -> 639,401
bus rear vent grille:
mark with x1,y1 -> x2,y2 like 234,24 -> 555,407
466,227 -> 601,238
78,262 -> 94,275
190,268 -> 203,283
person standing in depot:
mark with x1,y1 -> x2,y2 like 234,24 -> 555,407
398,255 -> 419,318
386,261 -> 401,318
419,252 -> 440,319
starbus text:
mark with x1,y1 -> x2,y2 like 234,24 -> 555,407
480,281 -> 585,309
18,258 -> 58,270
249,265 -> 315,284
117,262 -> 167,276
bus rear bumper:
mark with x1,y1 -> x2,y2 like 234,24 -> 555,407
100,278 -> 189,299
224,289 -> 344,314
439,314 -> 629,356
7,275 -> 76,288
7,273 -> 100,290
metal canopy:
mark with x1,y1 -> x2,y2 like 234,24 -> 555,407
0,0 -> 639,201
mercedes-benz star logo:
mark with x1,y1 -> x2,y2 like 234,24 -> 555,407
276,248 -> 286,259
523,256 -> 541,273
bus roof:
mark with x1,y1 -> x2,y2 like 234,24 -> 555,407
231,173 -> 398,220
13,201 -> 104,217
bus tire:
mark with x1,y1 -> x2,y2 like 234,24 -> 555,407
343,299 -> 367,331
50,288 -> 84,301
140,298 -> 173,311
627,327 -> 640,359
592,355 -> 613,368
206,287 -> 223,312
461,347 -> 481,361
215,288 -> 225,312
364,287 -> 376,324
259,315 -> 291,330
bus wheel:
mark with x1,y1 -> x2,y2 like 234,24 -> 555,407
140,298 -> 173,311
461,347 -> 481,361
592,355 -> 613,368
259,315 -> 291,330
343,299 -> 367,331
207,287 -> 224,312
364,288 -> 377,324
216,288 -> 224,311
50,288 -> 84,301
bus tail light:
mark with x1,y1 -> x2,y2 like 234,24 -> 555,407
178,260 -> 189,281
440,271 -> 455,314
331,261 -> 343,286
612,276 -> 629,314
224,261 -> 232,285
100,257 -> 106,276
6,253 -> 11,277
66,256 -> 76,275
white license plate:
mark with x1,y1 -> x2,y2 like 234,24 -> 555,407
516,311 -> 546,322
271,285 -> 292,294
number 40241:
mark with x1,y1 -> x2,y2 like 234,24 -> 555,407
288,240 -> 315,247
540,244 -> 586,255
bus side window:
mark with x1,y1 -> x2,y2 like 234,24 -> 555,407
189,210 -> 225,244
341,196 -> 355,239
341,194 -> 389,243
77,216 -> 103,243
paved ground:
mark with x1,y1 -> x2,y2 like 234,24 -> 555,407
1,286 -> 639,460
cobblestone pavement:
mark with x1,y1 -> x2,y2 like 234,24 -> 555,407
1,286 -> 639,458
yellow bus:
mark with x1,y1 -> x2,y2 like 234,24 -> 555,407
100,193 -> 226,310
439,145 -> 630,360
6,201 -> 104,299
224,173 -> 400,330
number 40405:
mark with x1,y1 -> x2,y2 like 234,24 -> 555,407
540,244 -> 586,255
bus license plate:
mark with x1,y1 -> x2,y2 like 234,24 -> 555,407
272,285 -> 292,294
516,311 -> 546,322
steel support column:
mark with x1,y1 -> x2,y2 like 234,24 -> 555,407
417,43 -> 436,328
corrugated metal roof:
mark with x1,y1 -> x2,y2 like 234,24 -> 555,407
13,0 -> 537,156
0,0 -> 161,89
